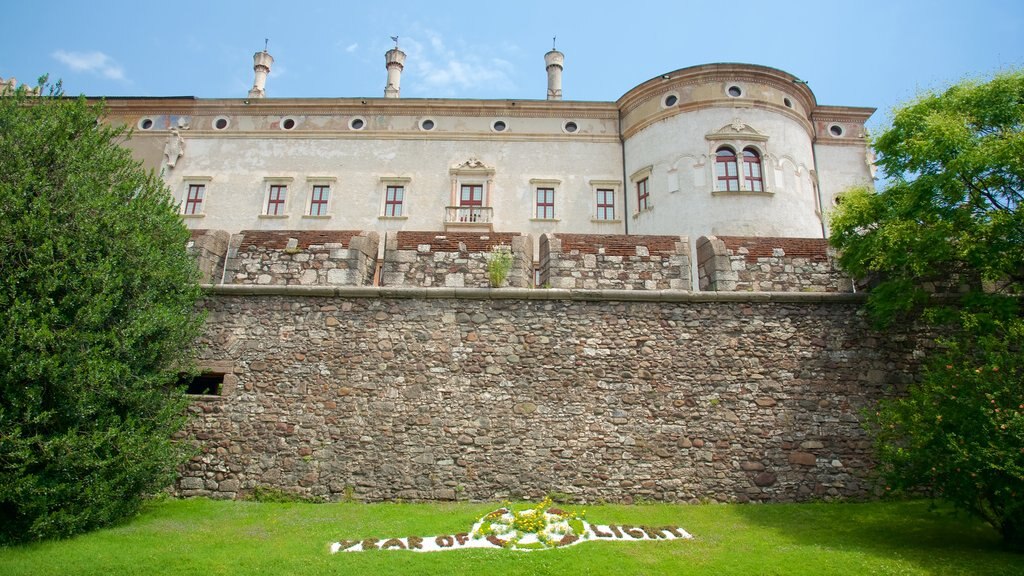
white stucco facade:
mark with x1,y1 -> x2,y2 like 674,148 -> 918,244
103,56 -> 874,263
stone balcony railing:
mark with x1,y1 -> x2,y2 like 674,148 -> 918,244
444,206 -> 493,230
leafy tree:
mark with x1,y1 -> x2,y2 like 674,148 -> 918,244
0,81 -> 204,544
830,71 -> 1023,550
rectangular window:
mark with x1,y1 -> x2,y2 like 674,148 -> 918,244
384,185 -> 404,217
184,184 -> 204,215
460,184 -> 484,222
266,184 -> 287,215
535,187 -> 555,219
636,177 -> 650,211
595,188 -> 616,220
309,185 -> 330,216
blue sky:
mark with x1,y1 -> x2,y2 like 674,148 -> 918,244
3,0 -> 1023,132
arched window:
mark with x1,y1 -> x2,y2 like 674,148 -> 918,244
743,148 -> 763,192
715,147 -> 739,191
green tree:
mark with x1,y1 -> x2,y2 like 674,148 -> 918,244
0,81 -> 204,544
830,71 -> 1023,549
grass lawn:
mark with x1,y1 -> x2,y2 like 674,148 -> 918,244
0,499 -> 1021,575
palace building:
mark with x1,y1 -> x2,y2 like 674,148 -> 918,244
98,46 -> 873,290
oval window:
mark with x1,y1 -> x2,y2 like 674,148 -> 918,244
493,120 -> 507,132
421,119 -> 435,131
727,85 -> 742,97
350,118 -> 365,130
829,124 -> 844,137
664,94 -> 678,107
564,121 -> 578,133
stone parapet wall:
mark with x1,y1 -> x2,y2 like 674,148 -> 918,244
226,230 -> 378,286
178,288 -> 920,504
540,234 -> 691,290
187,229 -> 231,283
382,231 -> 533,288
697,236 -> 851,292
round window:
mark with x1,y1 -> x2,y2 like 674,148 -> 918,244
282,118 -> 296,130
350,118 -> 365,130
139,118 -> 154,130
783,97 -> 793,108
214,117 -> 229,130
727,85 -> 742,97
564,121 -> 578,133
664,94 -> 678,107
492,120 -> 507,132
829,124 -> 844,137
421,119 -> 435,131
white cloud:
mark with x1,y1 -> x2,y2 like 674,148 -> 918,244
52,50 -> 126,81
346,43 -> 359,53
402,30 -> 516,97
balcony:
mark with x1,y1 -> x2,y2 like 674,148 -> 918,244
444,206 -> 493,231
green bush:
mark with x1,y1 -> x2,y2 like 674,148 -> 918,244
487,245 -> 513,287
0,81 -> 204,543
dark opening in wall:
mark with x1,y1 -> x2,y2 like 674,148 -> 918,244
180,373 -> 225,396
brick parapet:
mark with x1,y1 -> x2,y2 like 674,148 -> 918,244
540,233 -> 691,290
225,230 -> 378,286
382,231 -> 533,288
697,235 -> 851,292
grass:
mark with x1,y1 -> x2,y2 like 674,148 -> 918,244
1,499 -> 1022,575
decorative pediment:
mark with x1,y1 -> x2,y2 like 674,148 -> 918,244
705,120 -> 768,142
449,157 -> 495,176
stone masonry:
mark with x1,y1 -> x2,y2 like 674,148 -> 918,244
227,230 -> 378,286
187,229 -> 231,283
381,231 -> 533,288
178,288 -> 921,504
697,236 -> 852,292
540,233 -> 691,290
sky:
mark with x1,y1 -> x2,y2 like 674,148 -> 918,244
2,0 -> 1023,133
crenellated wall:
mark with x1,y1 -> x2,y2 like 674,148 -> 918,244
226,230 -> 378,286
540,233 -> 691,290
177,287 -> 921,504
381,231 -> 533,288
697,236 -> 852,293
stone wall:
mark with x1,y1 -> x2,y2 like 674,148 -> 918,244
178,287 -> 920,504
381,231 -> 533,288
187,229 -> 230,283
697,236 -> 852,292
540,233 -> 691,290
226,230 -> 378,286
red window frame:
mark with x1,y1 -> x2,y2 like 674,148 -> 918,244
309,185 -> 330,216
636,177 -> 650,211
384,185 -> 404,217
595,188 -> 615,220
536,187 -> 555,219
459,184 -> 483,207
716,147 -> 739,191
743,148 -> 763,192
266,184 -> 287,215
184,184 -> 204,215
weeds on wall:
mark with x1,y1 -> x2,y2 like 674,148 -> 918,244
487,245 -> 513,287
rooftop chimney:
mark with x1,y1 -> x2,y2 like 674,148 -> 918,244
544,45 -> 564,101
384,39 -> 406,98
248,48 -> 273,99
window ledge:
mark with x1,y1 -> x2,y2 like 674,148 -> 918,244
378,215 -> 409,220
302,214 -> 332,219
632,206 -> 654,218
711,190 -> 773,197
258,214 -> 290,219
591,218 -> 622,224
182,213 -> 205,218
530,218 -> 560,222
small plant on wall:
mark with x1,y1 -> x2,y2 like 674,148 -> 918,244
487,245 -> 513,287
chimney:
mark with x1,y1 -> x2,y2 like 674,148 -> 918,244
384,45 -> 406,98
544,48 -> 564,101
248,49 -> 274,98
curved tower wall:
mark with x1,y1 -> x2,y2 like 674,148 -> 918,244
619,64 -> 869,241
